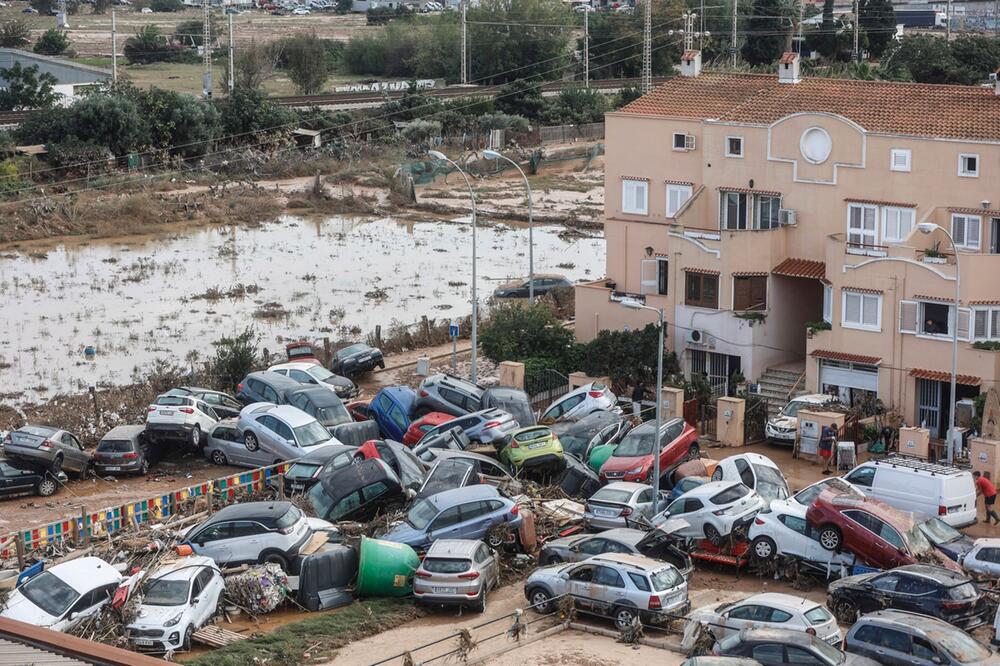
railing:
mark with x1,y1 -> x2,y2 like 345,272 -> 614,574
845,241 -> 889,257
539,122 -> 605,145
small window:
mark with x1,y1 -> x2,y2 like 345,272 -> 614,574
959,153 -> 979,177
974,308 -> 1000,341
733,275 -> 767,311
755,195 -> 781,230
622,180 -> 648,215
846,466 -> 875,487
666,184 -> 692,217
779,513 -> 808,535
890,148 -> 911,172
769,608 -> 793,623
882,207 -> 914,243
822,284 -> 833,323
657,259 -> 668,295
627,572 -> 650,591
593,566 -> 625,588
685,273 -> 719,309
952,213 -> 981,250
672,132 -> 687,150
848,203 -> 878,248
725,136 -> 743,158
920,302 -> 952,336
721,191 -> 748,230
841,291 -> 881,332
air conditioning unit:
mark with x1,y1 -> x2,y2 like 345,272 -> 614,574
779,208 -> 797,226
684,135 -> 697,151
686,329 -> 708,345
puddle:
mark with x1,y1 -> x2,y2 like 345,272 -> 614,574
0,215 -> 604,402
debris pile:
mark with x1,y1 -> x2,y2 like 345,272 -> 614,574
224,563 -> 289,616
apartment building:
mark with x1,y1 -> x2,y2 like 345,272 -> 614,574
576,51 -> 1000,436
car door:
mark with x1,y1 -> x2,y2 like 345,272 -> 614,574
590,565 -> 626,616
230,521 -> 267,564
195,401 -> 219,430
190,522 -> 235,563
634,488 -> 658,520
565,564 -> 597,609
474,543 -> 499,590
891,573 -> 934,615
426,505 -> 463,545
971,546 -> 1000,577
255,415 -> 284,455
872,517 -> 909,567
865,572 -> 902,614
191,569 -> 215,626
842,510 -> 881,565
386,403 -> 409,440
910,636 -> 945,666
58,589 -> 98,632
664,497 -> 704,537
560,394 -> 588,421
721,604 -> 769,639
659,420 -> 687,469
864,626 -> 915,666
60,433 -> 88,471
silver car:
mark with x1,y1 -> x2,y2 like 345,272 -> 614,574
414,373 -> 485,417
3,425 -> 92,477
538,382 -> 617,424
182,501 -> 312,571
524,553 -> 690,629
236,403 -> 340,465
413,539 -> 500,613
584,481 -> 669,531
416,408 -> 520,448
537,525 -> 694,581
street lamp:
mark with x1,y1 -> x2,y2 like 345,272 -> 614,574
621,298 -> 665,503
918,222 -> 961,463
483,149 -> 535,302
428,150 -> 479,383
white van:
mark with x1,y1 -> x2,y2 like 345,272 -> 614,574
842,455 -> 977,528
765,394 -> 840,446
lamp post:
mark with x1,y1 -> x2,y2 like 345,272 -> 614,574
918,222 -> 961,463
621,298 -> 665,502
428,150 -> 478,383
483,149 -> 534,302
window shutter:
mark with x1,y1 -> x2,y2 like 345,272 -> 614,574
968,218 -> 981,248
844,292 -> 861,324
733,277 -> 752,310
975,310 -> 989,339
751,277 -> 767,309
823,285 -> 833,323
639,259 -> 658,295
899,300 -> 918,334
952,217 -> 966,246
958,307 -> 972,341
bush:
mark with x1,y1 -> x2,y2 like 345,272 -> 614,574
479,301 -> 578,370
33,29 -> 70,56
0,19 -> 31,49
174,18 -> 215,47
400,119 -> 441,145
208,327 -> 261,393
125,24 -> 187,64
578,324 -> 679,387
150,0 -> 183,10
282,33 -> 330,94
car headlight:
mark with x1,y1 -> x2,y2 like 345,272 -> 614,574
164,613 -> 183,627
628,465 -> 645,474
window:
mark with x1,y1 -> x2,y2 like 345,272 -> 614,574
721,191 -> 748,230
232,521 -> 263,538
752,645 -> 785,662
290,370 -> 313,383
959,153 -> 979,177
639,258 -> 667,296
733,275 -> 767,311
822,284 -> 833,323
578,538 -> 608,555
593,566 -> 625,588
890,148 -> 911,172
779,513 -> 808,535
666,184 -> 692,217
882,206 -> 914,243
785,647 -> 825,665
979,547 -> 1000,564
430,506 -> 462,531
755,195 -> 780,230
621,180 -> 648,215
841,291 -> 881,331
920,302 -> 951,336
879,523 -> 905,550
912,638 -> 939,661
657,259 -> 668,295
846,466 -> 875,487
271,419 -> 294,442
735,458 -> 754,487
568,565 -> 595,582
193,523 -> 232,544
729,604 -> 766,621
388,405 -> 408,431
685,272 -> 719,309
952,213 -> 981,250
725,136 -> 743,157
848,203 -> 878,248
672,132 -> 688,150
627,572 -> 650,591
261,384 -> 279,403
769,609 -> 792,623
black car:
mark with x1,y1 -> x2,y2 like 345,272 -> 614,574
357,439 -> 427,491
416,458 -> 480,500
826,564 -> 989,630
329,343 -> 385,377
236,371 -> 305,406
306,459 -> 406,522
412,426 -> 472,463
287,386 -> 353,429
481,386 -> 535,427
917,517 -> 976,563
715,628 -> 877,666
554,451 -> 601,499
493,274 -> 572,299
281,444 -> 358,495
844,610 -> 995,666
550,410 -> 630,461
0,458 -> 66,498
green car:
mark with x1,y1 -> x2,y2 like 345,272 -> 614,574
499,426 -> 564,471
587,442 -> 617,473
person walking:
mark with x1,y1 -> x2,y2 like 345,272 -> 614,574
631,381 -> 645,420
974,471 -> 1000,525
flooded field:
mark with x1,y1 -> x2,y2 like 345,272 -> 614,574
0,214 -> 604,401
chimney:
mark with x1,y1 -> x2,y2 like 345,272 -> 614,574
778,51 -> 801,84
680,50 -> 702,77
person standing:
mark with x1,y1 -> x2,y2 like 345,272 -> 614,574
631,381 -> 645,420
819,424 -> 836,475
974,471 -> 1000,525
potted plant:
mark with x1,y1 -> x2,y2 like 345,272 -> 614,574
922,242 -> 947,264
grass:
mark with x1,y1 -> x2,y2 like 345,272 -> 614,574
183,598 -> 422,666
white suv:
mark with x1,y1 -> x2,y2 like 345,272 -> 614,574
653,481 -> 764,544
765,394 -> 839,446
146,394 -> 221,449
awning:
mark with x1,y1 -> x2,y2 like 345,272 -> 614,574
811,349 -> 881,365
772,258 -> 825,281
909,368 -> 981,386
718,186 -> 782,197
682,267 -> 720,276
845,197 -> 916,208
732,271 -> 769,278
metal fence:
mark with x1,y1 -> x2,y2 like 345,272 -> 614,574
699,403 -> 717,439
743,395 -> 770,445
526,369 -> 571,411
539,122 -> 605,145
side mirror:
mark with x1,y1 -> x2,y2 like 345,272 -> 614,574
69,612 -> 79,621
569,544 -> 580,553
191,597 -> 200,605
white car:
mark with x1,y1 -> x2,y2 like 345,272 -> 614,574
765,394 -> 839,446
292,6 -> 310,13
712,453 -> 789,503
127,556 -> 224,652
959,538 -> 1000,578
267,361 -> 358,400
685,593 -> 842,647
747,495 -> 858,576
1,557 -> 122,632
653,480 -> 764,544
539,382 -> 617,424
146,393 -> 221,449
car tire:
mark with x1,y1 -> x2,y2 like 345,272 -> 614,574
686,442 -> 700,461
834,598 -> 858,624
191,425 -> 202,449
818,525 -> 842,551
78,462 -> 93,480
711,467 -> 723,481
704,523 -> 723,546
36,476 -> 58,497
139,458 -> 150,475
750,536 -> 776,562
245,432 -> 260,452
51,454 -> 63,474
486,530 -> 506,549
378,361 -> 385,369
528,587 -> 553,614
210,449 -> 228,466
182,625 -> 194,651
474,588 -> 487,613
613,605 -> 638,631
262,552 -> 289,571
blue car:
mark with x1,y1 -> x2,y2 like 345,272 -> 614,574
369,386 -> 417,441
382,485 -> 522,552
668,475 -> 709,502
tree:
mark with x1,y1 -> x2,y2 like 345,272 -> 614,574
858,0 -> 895,58
741,0 -> 787,65
495,78 -> 546,119
584,0 -> 684,80
173,18 -> 215,47
579,324 -> 679,387
136,88 -> 219,155
213,86 -> 296,139
0,19 -> 31,49
208,328 -> 260,393
0,62 -> 58,111
33,29 -> 70,56
882,34 -> 958,83
93,0 -> 112,14
125,25 -> 185,64
479,301 -> 578,370
282,33 -> 330,95
224,39 -> 278,91
64,94 -> 147,155
468,0 -> 574,84
950,35 -> 1000,84
812,0 -> 838,59
150,0 -> 184,11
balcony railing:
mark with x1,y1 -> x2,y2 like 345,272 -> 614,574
845,241 -> 888,258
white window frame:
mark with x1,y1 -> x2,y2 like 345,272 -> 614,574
621,179 -> 648,215
951,213 -> 981,250
841,290 -> 882,332
974,307 -> 1000,341
847,203 -> 879,248
882,206 -> 915,243
917,301 -> 955,339
959,153 -> 980,178
755,195 -> 781,230
725,136 -> 744,158
720,191 -> 748,230
890,148 -> 911,172
672,132 -> 688,151
666,184 -> 693,218
822,284 -> 833,323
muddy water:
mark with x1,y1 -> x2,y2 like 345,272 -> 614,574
0,215 -> 604,401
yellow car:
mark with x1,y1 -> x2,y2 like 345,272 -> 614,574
499,426 -> 564,471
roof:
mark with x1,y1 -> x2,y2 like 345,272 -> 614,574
206,501 -> 294,525
909,368 -> 981,386
0,636 -> 89,666
268,361 -> 317,371
267,404 -> 321,427
247,370 -> 304,389
422,483 -> 500,507
737,627 -> 817,646
810,349 -> 882,365
742,592 -> 823,611
599,481 -> 650,493
49,557 -> 121,593
288,385 -> 342,407
149,555 -> 218,582
600,527 -> 647,546
894,563 -> 969,583
0,617 -> 166,666
101,424 -> 146,439
589,552 -> 672,572
772,257 -> 826,280
425,539 -> 482,557
618,72 -> 1000,142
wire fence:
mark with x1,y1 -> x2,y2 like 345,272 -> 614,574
539,122 -> 605,145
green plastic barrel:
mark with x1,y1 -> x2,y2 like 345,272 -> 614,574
356,537 -> 420,598
588,443 -> 616,473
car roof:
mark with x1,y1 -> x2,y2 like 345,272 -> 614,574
319,458 -> 398,498
825,490 -> 912,524
149,555 -> 217,582
422,484 -> 501,508
737,627 -> 817,646
894,563 -> 970,584
741,593 -> 822,612
599,528 -> 647,546
723,452 -> 777,467
268,362 -> 317,371
973,537 -> 1000,547
629,417 -> 684,435
288,386 -> 342,407
425,539 -> 482,558
246,371 -> 304,388
101,424 -> 146,439
203,501 -> 294,525
262,404 -> 320,427
482,386 -> 528,399
600,481 -> 649,493
379,386 -> 417,405
424,373 -> 480,391
686,480 -> 745,498
50,557 -> 121,592
428,448 -> 510,469
588,552 -> 671,572
789,394 -> 836,404
298,444 -> 354,463
552,410 -> 622,432
858,609 -> 966,635
18,425 -> 58,436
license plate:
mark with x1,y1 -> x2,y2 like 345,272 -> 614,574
433,586 -> 457,594
528,442 -> 546,449
134,638 -> 154,646
160,410 -> 174,415
595,508 -> 617,517
291,483 -> 304,491
105,466 -> 121,471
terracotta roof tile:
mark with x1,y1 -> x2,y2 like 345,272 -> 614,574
845,198 -> 916,208
843,286 -> 883,295
811,349 -> 881,365
682,266 -> 720,275
910,368 -> 981,386
619,73 -> 1000,142
732,271 -> 769,277
682,50 -> 700,60
949,207 -> 998,216
665,179 -> 695,186
719,186 -> 782,196
913,294 -> 958,303
779,52 -> 799,65
971,300 -> 1000,306
772,257 -> 825,280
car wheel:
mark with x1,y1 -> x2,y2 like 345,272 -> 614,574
139,458 -> 150,475
834,598 -> 858,624
711,467 -> 723,481
818,525 -> 842,551
36,476 -> 58,497
704,523 -> 723,546
378,361 -> 385,369
51,455 -> 63,474
474,588 -> 487,613
750,536 -> 776,562
686,442 -> 700,461
487,530 -> 506,549
191,425 -> 202,449
244,432 -> 260,452
529,588 -> 552,614
78,462 -> 93,480
182,625 -> 194,651
210,449 -> 228,466
613,605 -> 638,631
262,552 -> 289,571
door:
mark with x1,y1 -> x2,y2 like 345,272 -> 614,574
917,378 -> 942,438
866,572 -> 902,614
191,522 -> 234,563
456,500 -> 495,541
60,433 -> 88,471
566,564 -> 597,610
590,566 -> 625,616
427,506 -> 463,545
777,513 -> 819,562
192,569 -> 216,626
195,402 -> 219,430
722,603 -> 769,638
230,521 -> 266,563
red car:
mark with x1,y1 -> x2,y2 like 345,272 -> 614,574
346,400 -> 372,422
402,412 -> 454,447
598,418 -> 699,483
286,340 -> 322,365
805,489 -> 935,570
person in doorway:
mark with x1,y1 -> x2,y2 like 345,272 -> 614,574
974,471 -> 1000,525
819,424 -> 836,475
631,382 -> 645,420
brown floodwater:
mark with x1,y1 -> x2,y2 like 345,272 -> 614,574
0,214 -> 604,402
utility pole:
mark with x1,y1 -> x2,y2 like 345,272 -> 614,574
853,0 -> 859,61
796,0 -> 803,53
700,0 -> 705,49
642,0 -> 651,93
202,0 -> 212,98
111,10 -> 118,82
584,8 -> 589,88
669,12 -> 703,52
460,0 -> 468,84
946,0 -> 952,40
57,0 -> 68,28
228,12 -> 235,93
731,0 -> 738,67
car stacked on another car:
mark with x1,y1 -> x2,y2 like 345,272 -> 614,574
3,425 -> 92,478
655,480 -> 765,544
236,403 -> 340,464
549,410 -> 630,462
414,374 -> 484,418
498,425 -> 564,472
162,387 -> 243,419
281,444 -> 358,495
712,453 -> 789,503
146,394 -> 221,450
538,382 -> 617,424
268,362 -> 359,400
599,418 -> 699,484
93,424 -> 157,476
481,386 -> 535,427
0,458 -> 66,498
236,371 -> 305,406
417,408 -> 519,449
689,593 -> 842,647
404,412 -> 454,446
584,481 -> 667,531
330,343 -> 385,377
537,525 -> 693,579
413,539 -> 500,613
369,386 -> 418,441
307,458 -> 407,522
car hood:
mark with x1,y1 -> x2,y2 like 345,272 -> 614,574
828,571 -> 877,592
1,594 -> 58,627
767,415 -> 797,429
937,534 -> 976,558
528,563 -> 566,580
602,454 -> 650,471
542,534 -> 586,551
381,522 -> 424,547
323,376 -> 354,390
687,604 -> 722,624
131,604 -> 185,626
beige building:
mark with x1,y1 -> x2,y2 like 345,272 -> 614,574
576,51 -> 1000,436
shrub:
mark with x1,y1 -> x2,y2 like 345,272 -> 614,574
479,301 -> 578,370
150,0 -> 183,10
33,29 -> 70,56
0,19 -> 31,48
125,24 -> 187,64
208,327 -> 261,392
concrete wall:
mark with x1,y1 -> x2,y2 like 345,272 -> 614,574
0,49 -> 109,88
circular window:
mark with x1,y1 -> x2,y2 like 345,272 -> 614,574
800,127 -> 832,164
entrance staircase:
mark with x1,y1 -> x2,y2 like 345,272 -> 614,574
757,366 -> 806,419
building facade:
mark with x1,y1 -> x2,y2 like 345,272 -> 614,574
576,51 -> 1000,435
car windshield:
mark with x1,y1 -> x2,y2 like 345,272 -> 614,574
142,578 -> 190,606
752,464 -> 788,501
406,498 -> 439,530
649,567 -> 681,591
340,344 -> 366,357
294,421 -> 332,447
794,478 -> 862,506
97,439 -> 133,453
286,462 -> 321,480
18,571 -> 78,617
557,434 -> 590,457
155,396 -> 188,407
710,483 -> 750,505
933,624 -> 994,661
809,636 -> 846,663
919,517 -> 964,545
780,400 -> 814,417
309,366 -> 336,381
276,505 -> 302,530
614,428 -> 657,457
903,522 -> 933,556
591,487 -> 635,503
318,403 -> 351,425
306,483 -> 334,519
422,558 -> 471,574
